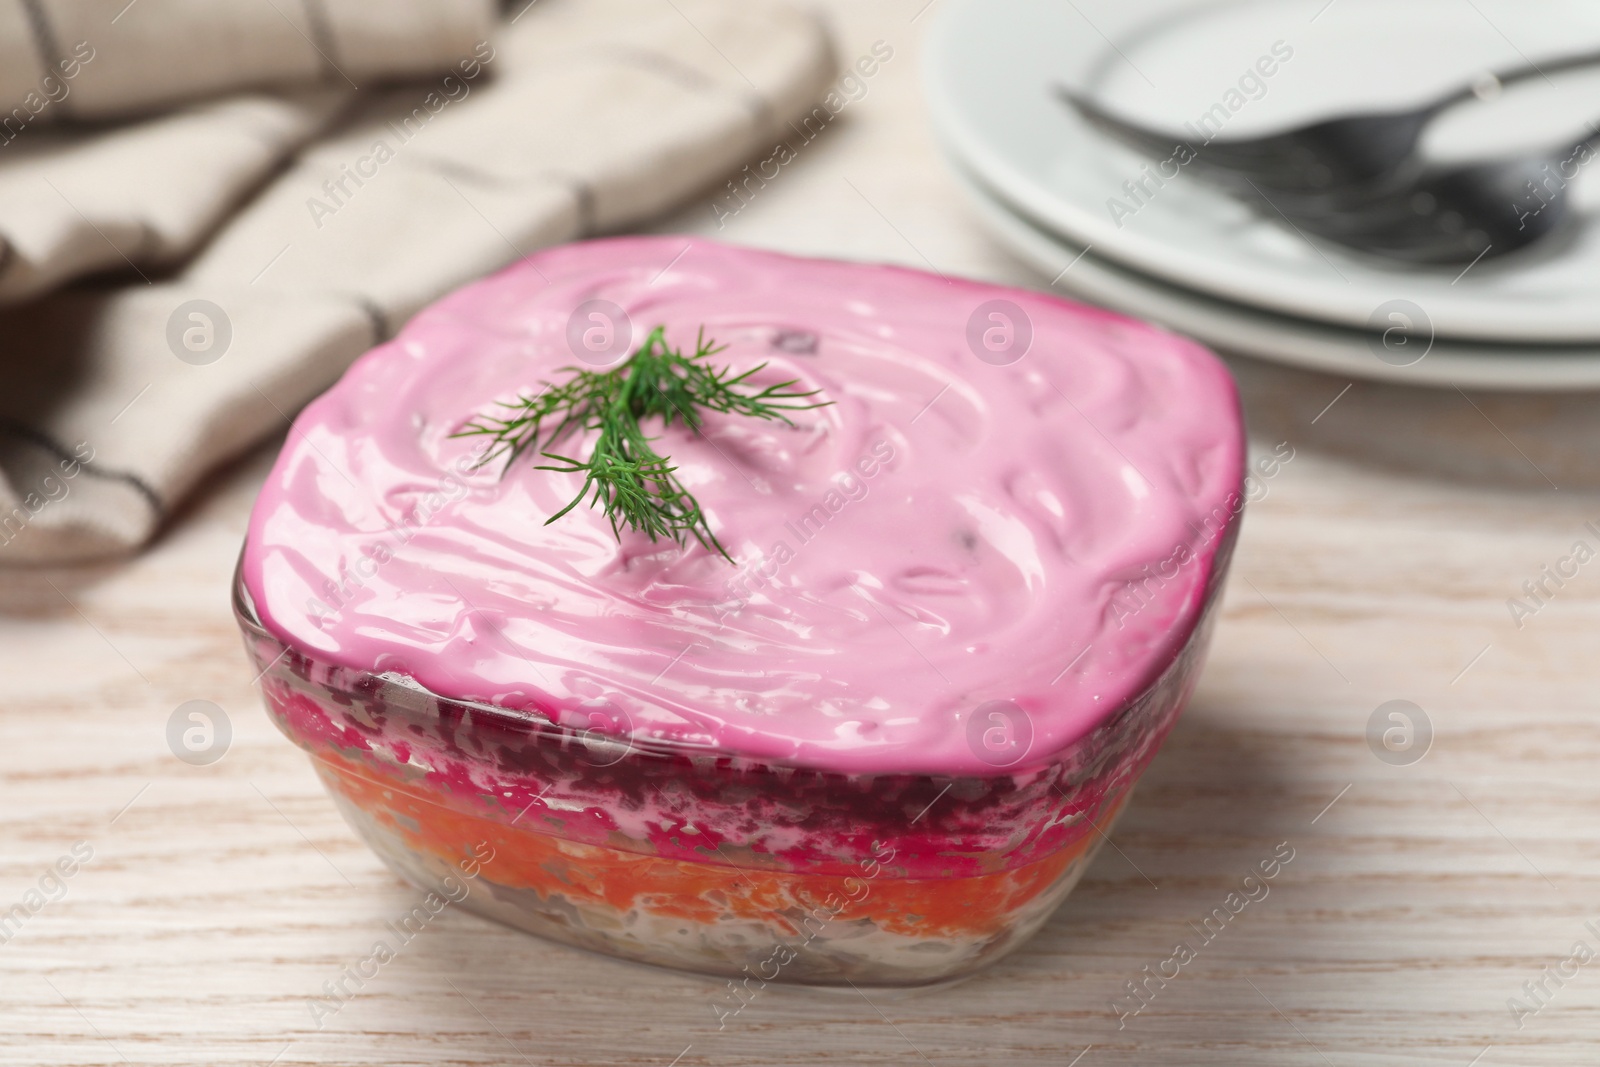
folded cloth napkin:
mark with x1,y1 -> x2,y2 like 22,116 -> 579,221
0,0 -> 499,121
0,0 -> 836,564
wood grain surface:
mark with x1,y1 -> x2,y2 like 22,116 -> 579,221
4,3 -> 1598,1064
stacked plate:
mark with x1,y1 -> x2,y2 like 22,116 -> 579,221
925,0 -> 1600,390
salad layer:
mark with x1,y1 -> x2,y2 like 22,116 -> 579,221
242,236 -> 1243,775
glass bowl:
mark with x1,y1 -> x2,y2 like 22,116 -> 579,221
234,522 -> 1235,989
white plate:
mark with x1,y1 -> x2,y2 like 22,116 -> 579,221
954,163 -> 1600,390
925,0 -> 1600,342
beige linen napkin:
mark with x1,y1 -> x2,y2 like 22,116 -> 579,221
0,0 -> 498,121
0,0 -> 837,564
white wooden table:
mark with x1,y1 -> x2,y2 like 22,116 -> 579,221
4,3 -> 1598,1063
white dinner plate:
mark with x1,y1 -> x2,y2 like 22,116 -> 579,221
925,0 -> 1600,342
954,164 -> 1600,391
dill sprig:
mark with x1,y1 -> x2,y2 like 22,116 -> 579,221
452,325 -> 829,561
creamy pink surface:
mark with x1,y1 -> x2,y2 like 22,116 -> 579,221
242,237 -> 1243,775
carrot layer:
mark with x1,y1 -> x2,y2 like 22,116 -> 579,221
316,754 -> 1094,941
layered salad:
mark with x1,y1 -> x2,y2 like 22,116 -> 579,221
236,236 -> 1244,986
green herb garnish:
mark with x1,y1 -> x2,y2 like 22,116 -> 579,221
453,325 -> 829,561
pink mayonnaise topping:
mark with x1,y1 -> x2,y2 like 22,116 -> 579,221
242,237 -> 1243,775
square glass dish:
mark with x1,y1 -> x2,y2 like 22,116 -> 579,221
233,528 -> 1234,989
